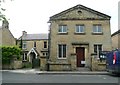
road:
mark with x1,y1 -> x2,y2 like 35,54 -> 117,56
1,71 -> 120,84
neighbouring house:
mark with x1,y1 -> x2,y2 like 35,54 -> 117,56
17,31 -> 48,70
0,19 -> 16,46
111,29 -> 120,50
0,19 -> 22,69
48,4 -> 112,71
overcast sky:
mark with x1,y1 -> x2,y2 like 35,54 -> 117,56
1,0 -> 119,38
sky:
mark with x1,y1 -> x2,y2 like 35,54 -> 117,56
1,0 -> 119,38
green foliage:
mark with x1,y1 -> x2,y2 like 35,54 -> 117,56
22,62 -> 32,68
19,38 -> 23,49
0,0 -> 14,21
1,46 -> 22,64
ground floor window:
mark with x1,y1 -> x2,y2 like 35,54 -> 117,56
43,52 -> 48,56
23,53 -> 27,61
58,44 -> 67,59
94,44 -> 102,54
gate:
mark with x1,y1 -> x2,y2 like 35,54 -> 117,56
32,59 -> 40,68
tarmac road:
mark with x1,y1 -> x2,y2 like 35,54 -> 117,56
1,71 -> 120,83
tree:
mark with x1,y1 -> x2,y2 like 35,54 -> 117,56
19,37 -> 23,49
1,46 -> 21,64
0,0 -> 13,21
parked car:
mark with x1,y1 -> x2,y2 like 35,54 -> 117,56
106,49 -> 120,74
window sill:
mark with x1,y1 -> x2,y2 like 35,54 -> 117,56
91,53 -> 97,56
57,32 -> 68,35
92,32 -> 103,35
22,60 -> 27,62
74,32 -> 86,35
22,48 -> 27,50
71,53 -> 76,55
40,56 -> 46,58
57,58 -> 67,59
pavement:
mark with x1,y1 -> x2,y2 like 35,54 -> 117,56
0,69 -> 109,75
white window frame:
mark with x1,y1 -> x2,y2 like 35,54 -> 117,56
93,24 -> 102,33
23,42 -> 27,49
94,44 -> 103,54
58,25 -> 67,33
75,25 -> 85,33
57,44 -> 67,59
23,53 -> 27,61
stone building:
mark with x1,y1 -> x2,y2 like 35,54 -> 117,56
17,31 -> 48,70
0,19 -> 16,46
48,4 -> 112,71
111,30 -> 120,50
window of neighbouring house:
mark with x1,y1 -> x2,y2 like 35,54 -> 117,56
58,25 -> 67,33
75,25 -> 85,33
43,52 -> 48,56
58,44 -> 67,59
94,44 -> 102,54
34,41 -> 36,48
23,42 -> 27,49
44,41 -> 47,48
93,24 -> 102,33
23,53 -> 27,61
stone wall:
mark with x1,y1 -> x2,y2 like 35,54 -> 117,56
2,60 -> 22,70
13,60 -> 22,69
0,26 -> 16,46
49,63 -> 71,71
40,56 -> 47,71
91,57 -> 106,71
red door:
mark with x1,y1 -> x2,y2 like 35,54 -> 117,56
76,47 -> 85,67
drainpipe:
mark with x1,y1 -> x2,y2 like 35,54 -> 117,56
46,22 -> 51,71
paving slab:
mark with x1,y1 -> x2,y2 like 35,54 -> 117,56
0,69 -> 109,75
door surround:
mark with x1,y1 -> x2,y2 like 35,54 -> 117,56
76,47 -> 85,67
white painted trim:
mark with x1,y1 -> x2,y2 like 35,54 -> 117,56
27,48 -> 38,58
75,25 -> 85,33
58,25 -> 67,33
57,44 -> 67,59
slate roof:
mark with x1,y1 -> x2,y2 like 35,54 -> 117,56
18,33 -> 48,40
49,4 -> 111,21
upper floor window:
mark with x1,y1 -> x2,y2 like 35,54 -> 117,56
58,44 -> 67,59
94,44 -> 102,54
58,25 -> 67,33
23,42 -> 27,49
93,24 -> 102,33
44,41 -> 47,48
75,25 -> 85,33
34,41 -> 36,48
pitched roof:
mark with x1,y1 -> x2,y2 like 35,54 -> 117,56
18,33 -> 48,40
49,4 -> 111,21
111,30 -> 120,37
27,48 -> 40,56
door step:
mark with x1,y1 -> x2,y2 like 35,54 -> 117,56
77,67 -> 91,72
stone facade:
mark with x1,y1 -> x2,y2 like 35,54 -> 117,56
48,5 -> 112,71
17,31 -> 48,70
0,20 -> 16,46
111,30 -> 120,50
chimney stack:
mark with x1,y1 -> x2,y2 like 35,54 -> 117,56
2,19 -> 9,29
22,31 -> 27,36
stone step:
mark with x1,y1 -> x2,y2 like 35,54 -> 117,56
77,67 -> 91,71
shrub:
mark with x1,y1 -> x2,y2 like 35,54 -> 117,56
0,46 -> 22,64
